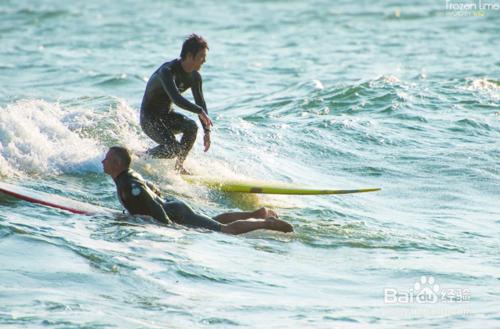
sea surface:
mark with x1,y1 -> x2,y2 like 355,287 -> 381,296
0,0 -> 499,328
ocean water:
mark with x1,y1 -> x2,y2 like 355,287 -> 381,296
0,0 -> 499,328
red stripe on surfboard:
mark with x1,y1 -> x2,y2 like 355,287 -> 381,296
0,188 -> 90,215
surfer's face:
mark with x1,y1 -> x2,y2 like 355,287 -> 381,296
102,150 -> 118,175
192,48 -> 207,71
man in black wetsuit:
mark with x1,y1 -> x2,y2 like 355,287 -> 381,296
102,146 -> 294,235
140,34 -> 213,175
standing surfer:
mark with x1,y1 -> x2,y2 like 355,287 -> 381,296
140,34 -> 212,174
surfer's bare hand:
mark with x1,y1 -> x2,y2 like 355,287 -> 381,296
203,132 -> 211,152
198,111 -> 212,128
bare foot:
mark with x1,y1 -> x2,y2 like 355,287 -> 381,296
253,207 -> 278,219
264,217 -> 293,233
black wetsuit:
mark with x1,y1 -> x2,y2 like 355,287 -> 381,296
113,169 -> 222,231
140,58 -> 209,158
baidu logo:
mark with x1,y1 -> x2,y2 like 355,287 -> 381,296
413,276 -> 440,303
384,276 -> 471,304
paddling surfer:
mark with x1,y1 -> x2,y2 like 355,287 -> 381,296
102,146 -> 294,235
140,34 -> 212,175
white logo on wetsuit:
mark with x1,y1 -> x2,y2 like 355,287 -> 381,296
131,184 -> 141,196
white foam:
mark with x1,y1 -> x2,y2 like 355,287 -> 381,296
465,78 -> 500,102
0,99 -> 103,177
469,78 -> 500,91
0,98 -> 152,178
313,79 -> 324,90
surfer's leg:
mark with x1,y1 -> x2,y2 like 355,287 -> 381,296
168,112 -> 198,172
213,207 -> 279,224
163,200 -> 292,234
220,217 -> 293,235
163,200 -> 222,231
141,118 -> 181,158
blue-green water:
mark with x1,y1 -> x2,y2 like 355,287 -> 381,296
1,0 -> 499,328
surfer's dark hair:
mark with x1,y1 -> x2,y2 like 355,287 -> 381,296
180,34 -> 208,60
109,146 -> 131,168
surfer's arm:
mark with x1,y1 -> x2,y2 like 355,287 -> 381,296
123,186 -> 171,224
191,72 -> 210,133
146,181 -> 163,198
144,199 -> 171,224
158,67 -> 203,114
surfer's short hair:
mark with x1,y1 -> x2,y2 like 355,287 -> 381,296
180,34 -> 208,60
109,146 -> 131,168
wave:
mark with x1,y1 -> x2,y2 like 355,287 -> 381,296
463,78 -> 500,102
296,220 -> 465,252
244,75 -> 412,122
5,8 -> 73,20
0,98 -> 147,178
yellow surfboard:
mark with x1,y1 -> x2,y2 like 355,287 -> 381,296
183,176 -> 380,195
